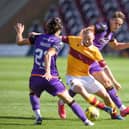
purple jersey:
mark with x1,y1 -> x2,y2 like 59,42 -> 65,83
93,22 -> 115,50
29,34 -> 63,76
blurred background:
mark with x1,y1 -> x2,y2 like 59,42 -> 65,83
0,0 -> 129,57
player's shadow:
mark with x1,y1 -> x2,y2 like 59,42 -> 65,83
0,116 -> 32,126
0,116 -> 33,120
0,116 -> 77,126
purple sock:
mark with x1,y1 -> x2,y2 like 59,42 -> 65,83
69,101 -> 87,122
30,94 -> 40,110
69,89 -> 76,97
107,88 -> 122,108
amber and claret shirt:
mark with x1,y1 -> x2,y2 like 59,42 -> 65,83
62,36 -> 106,76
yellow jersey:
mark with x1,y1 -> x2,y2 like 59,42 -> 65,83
62,36 -> 105,76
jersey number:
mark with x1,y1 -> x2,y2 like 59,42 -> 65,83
35,48 -> 47,67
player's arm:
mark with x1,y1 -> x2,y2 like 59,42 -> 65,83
96,49 -> 121,90
98,59 -> 121,90
109,39 -> 129,50
42,48 -> 57,81
14,23 -> 31,45
98,60 -> 121,90
80,22 -> 106,37
103,65 -> 121,90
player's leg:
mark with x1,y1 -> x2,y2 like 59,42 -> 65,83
48,78 -> 94,126
29,90 -> 42,124
92,70 -> 129,117
58,88 -> 76,119
67,76 -> 113,114
79,75 -> 123,120
90,62 -> 129,117
57,89 -> 94,126
29,76 -> 45,124
58,76 -> 77,119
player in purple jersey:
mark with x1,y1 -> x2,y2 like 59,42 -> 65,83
28,24 -> 124,121
89,11 -> 129,117
77,11 -> 129,117
14,17 -> 94,126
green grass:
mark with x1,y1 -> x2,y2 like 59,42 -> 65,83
0,56 -> 129,129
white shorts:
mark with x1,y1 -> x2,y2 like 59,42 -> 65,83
66,75 -> 105,94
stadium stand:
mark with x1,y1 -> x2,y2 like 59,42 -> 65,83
0,0 -> 58,43
0,0 -> 29,28
77,0 -> 101,24
59,0 -> 83,34
0,0 -> 129,56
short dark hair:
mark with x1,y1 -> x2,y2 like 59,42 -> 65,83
45,17 -> 63,34
112,11 -> 125,21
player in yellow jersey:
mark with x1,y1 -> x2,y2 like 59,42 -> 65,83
58,27 -> 123,120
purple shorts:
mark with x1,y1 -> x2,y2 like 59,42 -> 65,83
29,76 -> 65,97
89,62 -> 102,74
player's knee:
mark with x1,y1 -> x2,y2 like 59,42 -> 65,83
73,85 -> 84,94
70,79 -> 84,94
70,79 -> 82,86
103,79 -> 112,87
97,89 -> 109,99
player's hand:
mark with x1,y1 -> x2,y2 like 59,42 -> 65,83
14,23 -> 24,34
109,39 -> 118,48
42,72 -> 53,81
113,81 -> 121,90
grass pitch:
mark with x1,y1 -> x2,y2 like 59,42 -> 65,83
0,56 -> 129,129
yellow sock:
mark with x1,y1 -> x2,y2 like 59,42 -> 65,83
86,95 -> 105,109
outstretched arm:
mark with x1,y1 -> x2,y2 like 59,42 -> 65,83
14,23 -> 31,45
109,39 -> 129,50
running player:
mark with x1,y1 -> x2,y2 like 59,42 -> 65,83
14,17 -> 94,126
58,27 -> 123,120
59,11 -> 129,118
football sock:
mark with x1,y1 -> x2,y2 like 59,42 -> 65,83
69,101 -> 88,122
120,105 -> 126,111
30,94 -> 40,110
34,109 -> 42,119
86,95 -> 105,109
106,87 -> 123,109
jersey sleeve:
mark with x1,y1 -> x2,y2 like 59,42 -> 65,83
51,40 -> 64,53
109,33 -> 116,42
62,36 -> 69,44
98,60 -> 107,67
62,36 -> 81,47
95,22 -> 107,33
